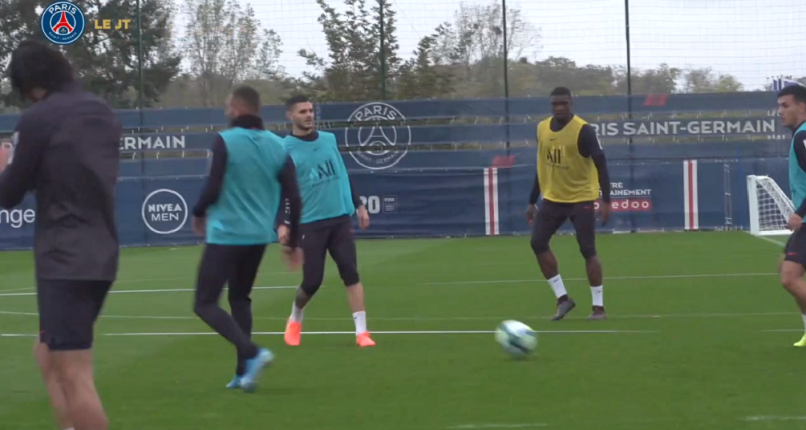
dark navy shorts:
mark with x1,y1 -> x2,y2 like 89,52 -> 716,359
530,199 -> 597,259
300,218 -> 360,294
784,227 -> 806,268
37,279 -> 113,351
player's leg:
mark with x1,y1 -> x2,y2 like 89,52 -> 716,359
36,280 -> 113,430
328,220 -> 374,347
285,228 -> 328,346
780,230 -> 806,346
570,201 -> 605,320
34,339 -> 73,430
530,200 -> 575,320
226,244 -> 267,387
194,244 -> 272,391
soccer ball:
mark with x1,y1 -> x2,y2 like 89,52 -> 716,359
495,320 -> 537,356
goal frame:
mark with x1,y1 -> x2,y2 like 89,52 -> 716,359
746,174 -> 793,236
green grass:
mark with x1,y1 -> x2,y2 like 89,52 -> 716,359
1,231 -> 804,430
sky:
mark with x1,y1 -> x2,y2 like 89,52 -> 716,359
174,0 -> 806,91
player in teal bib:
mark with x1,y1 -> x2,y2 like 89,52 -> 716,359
776,83 -> 806,348
191,86 -> 303,391
283,129 -> 355,224
278,95 -> 376,348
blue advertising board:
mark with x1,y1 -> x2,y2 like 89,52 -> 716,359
0,149 -> 795,251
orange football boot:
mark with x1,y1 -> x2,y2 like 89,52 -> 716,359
356,332 -> 376,347
284,320 -> 302,346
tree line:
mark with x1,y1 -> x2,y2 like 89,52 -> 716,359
1,0 -> 804,112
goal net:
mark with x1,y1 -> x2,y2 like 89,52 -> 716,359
747,175 -> 795,236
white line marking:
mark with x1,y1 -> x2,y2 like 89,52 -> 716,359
422,272 -> 776,285
0,272 -> 781,296
0,310 -> 797,321
0,329 -> 657,338
0,272 -> 299,292
754,235 -> 787,246
0,285 -> 296,297
448,424 -> 549,429
0,287 -> 35,293
760,329 -> 804,332
743,416 -> 806,422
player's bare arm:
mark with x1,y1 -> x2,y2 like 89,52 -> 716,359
349,178 -> 370,230
527,174 -> 540,225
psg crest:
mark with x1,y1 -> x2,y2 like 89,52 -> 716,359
40,1 -> 86,45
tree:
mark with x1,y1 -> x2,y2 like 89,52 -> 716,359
181,0 -> 283,106
0,0 -> 181,110
397,25 -> 456,100
298,0 -> 401,102
682,67 -> 743,93
615,64 -> 681,95
419,1 -> 540,99
529,57 -> 617,96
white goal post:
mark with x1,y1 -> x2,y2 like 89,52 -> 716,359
747,175 -> 795,236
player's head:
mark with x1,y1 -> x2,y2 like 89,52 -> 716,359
550,86 -> 573,121
226,85 -> 261,120
778,84 -> 806,129
285,95 -> 315,132
8,40 -> 75,103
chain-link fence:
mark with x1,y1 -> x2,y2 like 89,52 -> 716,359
0,0 -> 805,112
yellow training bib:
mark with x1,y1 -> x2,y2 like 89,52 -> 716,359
536,115 -> 600,203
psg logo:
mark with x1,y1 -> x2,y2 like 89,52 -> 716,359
40,1 -> 86,45
344,102 -> 412,170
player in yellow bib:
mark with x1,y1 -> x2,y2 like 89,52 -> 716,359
526,87 -> 612,321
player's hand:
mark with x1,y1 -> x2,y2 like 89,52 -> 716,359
788,214 -> 803,231
191,216 -> 206,236
281,246 -> 304,271
598,202 -> 611,226
0,141 -> 11,173
277,225 -> 290,245
357,206 -> 370,230
526,204 -> 537,225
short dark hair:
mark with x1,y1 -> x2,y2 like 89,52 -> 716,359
550,86 -> 572,97
779,84 -> 806,105
285,95 -> 311,111
231,85 -> 261,112
8,40 -> 75,98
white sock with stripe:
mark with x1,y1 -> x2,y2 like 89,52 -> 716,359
591,286 -> 604,307
547,275 -> 567,298
353,311 -> 367,334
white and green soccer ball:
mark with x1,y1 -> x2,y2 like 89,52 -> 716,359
495,320 -> 537,356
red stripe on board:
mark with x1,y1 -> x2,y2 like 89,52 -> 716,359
487,168 -> 496,235
687,161 -> 695,230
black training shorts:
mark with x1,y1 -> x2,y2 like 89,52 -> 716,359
530,199 -> 597,259
300,218 -> 360,294
784,227 -> 806,268
37,279 -> 113,351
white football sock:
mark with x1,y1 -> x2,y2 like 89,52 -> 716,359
547,275 -> 567,299
591,285 -> 604,307
802,314 -> 806,332
290,303 -> 304,323
353,311 -> 367,334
